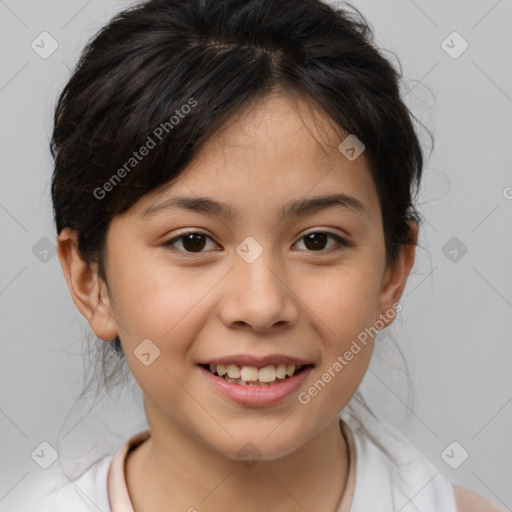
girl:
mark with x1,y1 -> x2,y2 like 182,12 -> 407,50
42,0 -> 505,510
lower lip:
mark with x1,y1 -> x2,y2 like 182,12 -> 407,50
198,365 -> 314,407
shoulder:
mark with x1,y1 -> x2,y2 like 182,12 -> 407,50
341,413 -> 509,512
342,414 -> 456,510
453,484 -> 508,512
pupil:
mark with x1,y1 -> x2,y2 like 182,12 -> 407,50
304,233 -> 327,251
183,233 -> 206,252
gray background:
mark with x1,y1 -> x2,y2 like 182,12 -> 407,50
0,0 -> 511,510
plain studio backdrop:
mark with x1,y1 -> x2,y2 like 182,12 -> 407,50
0,0 -> 511,510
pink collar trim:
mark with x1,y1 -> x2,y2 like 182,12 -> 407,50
107,429 -> 150,511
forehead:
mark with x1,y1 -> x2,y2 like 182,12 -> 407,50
135,92 -> 380,223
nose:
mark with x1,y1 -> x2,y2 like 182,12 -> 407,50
218,248 -> 299,333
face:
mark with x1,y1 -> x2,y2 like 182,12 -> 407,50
61,91 -> 411,461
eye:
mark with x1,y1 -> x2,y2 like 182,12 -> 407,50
163,230 -> 350,255
163,231 -> 218,254
294,231 -> 350,252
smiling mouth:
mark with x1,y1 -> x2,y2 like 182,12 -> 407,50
199,363 -> 314,386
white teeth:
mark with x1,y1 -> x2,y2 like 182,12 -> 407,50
240,366 -> 259,381
276,364 -> 287,379
286,364 -> 296,377
207,363 -> 304,384
226,364 -> 241,379
258,365 -> 277,383
216,364 -> 227,376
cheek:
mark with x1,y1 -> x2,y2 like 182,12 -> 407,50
111,262 -> 210,401
298,275 -> 378,413
308,263 -> 383,337
302,261 -> 383,396
110,254 -> 216,340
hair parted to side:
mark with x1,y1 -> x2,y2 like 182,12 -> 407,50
50,0 -> 431,448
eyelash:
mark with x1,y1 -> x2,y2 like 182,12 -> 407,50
162,230 -> 351,255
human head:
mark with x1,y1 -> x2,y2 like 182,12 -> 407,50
52,0 -> 426,457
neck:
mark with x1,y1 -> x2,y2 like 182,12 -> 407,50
126,415 -> 350,512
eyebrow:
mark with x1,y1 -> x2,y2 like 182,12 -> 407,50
141,193 -> 369,220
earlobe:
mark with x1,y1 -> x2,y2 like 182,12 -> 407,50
56,228 -> 118,341
376,221 -> 418,328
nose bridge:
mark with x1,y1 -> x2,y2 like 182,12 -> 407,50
235,235 -> 284,301
220,236 -> 297,331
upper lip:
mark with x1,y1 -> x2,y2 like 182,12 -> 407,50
198,354 -> 314,368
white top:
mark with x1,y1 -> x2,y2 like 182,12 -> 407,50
35,411 -> 506,511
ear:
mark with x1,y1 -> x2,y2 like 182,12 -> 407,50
56,228 -> 118,341
375,221 -> 418,328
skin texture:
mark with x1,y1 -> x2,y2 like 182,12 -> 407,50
57,91 -> 417,512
